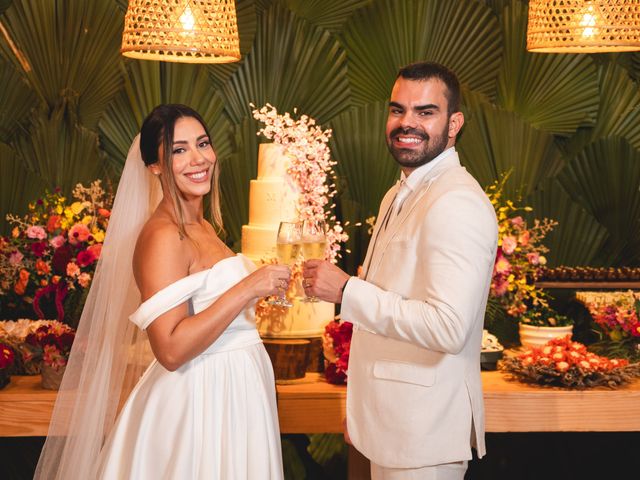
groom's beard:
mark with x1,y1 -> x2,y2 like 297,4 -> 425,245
387,123 -> 449,169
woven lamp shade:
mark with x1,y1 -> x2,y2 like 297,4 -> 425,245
121,0 -> 240,63
527,0 -> 640,53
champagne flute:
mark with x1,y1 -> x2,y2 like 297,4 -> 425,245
269,221 -> 302,307
301,219 -> 327,303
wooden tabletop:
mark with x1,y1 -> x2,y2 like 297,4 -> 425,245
2,371 -> 640,437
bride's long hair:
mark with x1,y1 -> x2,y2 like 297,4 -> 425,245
34,104 -> 218,479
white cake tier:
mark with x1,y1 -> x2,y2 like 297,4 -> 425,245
248,178 -> 299,226
241,224 -> 277,262
257,143 -> 292,179
257,296 -> 335,338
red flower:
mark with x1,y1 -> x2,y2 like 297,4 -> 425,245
324,363 -> 347,384
46,215 -> 62,233
76,249 -> 96,267
30,241 -> 47,257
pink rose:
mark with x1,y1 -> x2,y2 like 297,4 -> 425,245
501,236 -> 517,255
518,230 -> 530,246
50,235 -> 66,249
510,216 -> 524,227
87,243 -> 102,259
26,225 -> 47,240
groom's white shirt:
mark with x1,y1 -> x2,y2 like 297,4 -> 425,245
341,148 -> 497,468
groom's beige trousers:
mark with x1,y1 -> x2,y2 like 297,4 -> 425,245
370,460 -> 467,480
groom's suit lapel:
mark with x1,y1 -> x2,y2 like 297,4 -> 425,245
365,153 -> 461,280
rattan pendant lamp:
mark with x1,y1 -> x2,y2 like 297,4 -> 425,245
527,0 -> 640,53
121,0 -> 240,63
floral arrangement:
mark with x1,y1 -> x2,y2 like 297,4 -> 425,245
322,319 -> 352,384
0,319 -> 56,374
1,181 -> 111,324
25,321 -> 75,371
486,174 -> 557,318
576,291 -> 640,361
519,304 -> 573,327
501,335 -> 640,389
252,104 -> 348,262
0,341 -> 15,388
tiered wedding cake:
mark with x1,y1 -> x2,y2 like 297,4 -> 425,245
241,143 -> 334,338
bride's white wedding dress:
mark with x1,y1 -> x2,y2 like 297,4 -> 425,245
95,254 -> 283,479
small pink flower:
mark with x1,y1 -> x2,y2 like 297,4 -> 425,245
494,255 -> 511,274
9,251 -> 24,265
501,236 -> 517,255
510,216 -> 524,227
26,225 -> 47,240
49,235 -> 66,249
526,252 -> 540,265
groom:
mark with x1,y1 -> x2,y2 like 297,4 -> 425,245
302,62 -> 497,479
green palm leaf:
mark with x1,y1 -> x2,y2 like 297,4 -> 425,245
12,103 -> 104,194
557,137 -> 640,266
98,61 -> 232,173
525,178 -> 608,267
496,0 -> 598,135
206,0 -> 259,87
282,0 -> 372,32
568,62 -> 640,154
458,93 -> 565,199
340,0 -> 503,105
0,55 -> 36,143
0,142 -> 46,234
0,0 -> 123,128
219,117 -> 259,250
329,101 -> 398,216
222,2 -> 351,125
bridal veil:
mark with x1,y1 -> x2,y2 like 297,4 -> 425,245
34,136 -> 162,479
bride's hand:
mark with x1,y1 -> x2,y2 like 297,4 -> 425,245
246,264 -> 291,298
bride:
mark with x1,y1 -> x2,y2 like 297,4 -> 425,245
35,104 -> 287,479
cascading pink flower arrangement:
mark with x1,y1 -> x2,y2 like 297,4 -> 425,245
251,103 -> 348,262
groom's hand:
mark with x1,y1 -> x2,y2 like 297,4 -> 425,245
302,260 -> 351,304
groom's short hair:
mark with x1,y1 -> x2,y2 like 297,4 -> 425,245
397,62 -> 461,116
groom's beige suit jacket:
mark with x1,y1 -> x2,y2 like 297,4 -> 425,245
341,151 -> 497,469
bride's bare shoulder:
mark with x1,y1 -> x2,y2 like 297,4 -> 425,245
133,216 -> 192,298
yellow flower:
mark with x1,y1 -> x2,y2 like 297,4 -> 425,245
56,205 -> 63,214
64,208 -> 74,220
81,215 -> 92,225
70,202 -> 85,215
92,230 -> 105,243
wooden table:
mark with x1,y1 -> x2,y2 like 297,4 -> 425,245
2,371 -> 640,437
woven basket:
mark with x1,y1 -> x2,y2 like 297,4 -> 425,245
527,0 -> 640,53
121,0 -> 240,63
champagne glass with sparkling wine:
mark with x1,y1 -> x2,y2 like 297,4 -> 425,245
269,221 -> 302,307
302,219 -> 327,303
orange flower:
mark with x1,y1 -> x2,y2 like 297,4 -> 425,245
19,269 -> 30,282
46,215 -> 62,233
555,361 -> 570,372
35,259 -> 50,275
68,223 -> 91,245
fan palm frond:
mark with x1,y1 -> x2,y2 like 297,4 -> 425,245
496,0 -> 598,136
281,0 -> 372,32
0,141 -> 46,234
340,0 -> 502,105
206,0 -> 258,87
557,136 -> 640,265
329,101 -> 398,217
525,178 -> 608,267
0,55 -> 36,143
458,93 -> 565,198
222,2 -> 351,125
218,117 -> 259,249
0,0 -> 124,128
99,61 -> 231,174
12,103 -> 104,195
